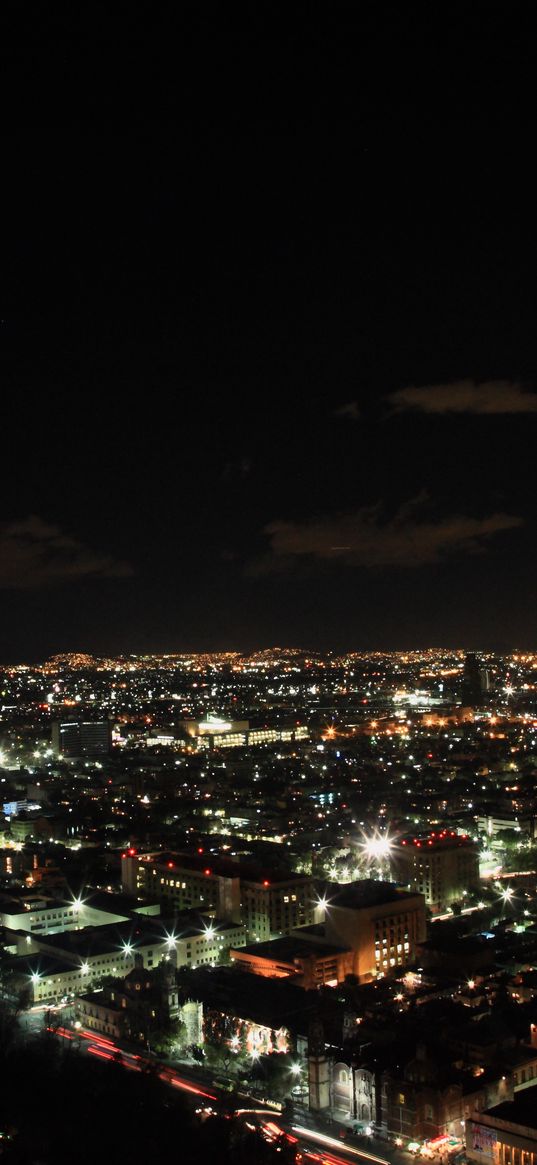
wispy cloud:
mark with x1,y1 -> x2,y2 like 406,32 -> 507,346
0,516 -> 133,589
333,400 -> 361,421
256,496 -> 522,571
388,379 -> 537,415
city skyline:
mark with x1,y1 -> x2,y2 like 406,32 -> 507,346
3,26 -> 535,661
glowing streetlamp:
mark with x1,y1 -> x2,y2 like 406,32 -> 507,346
360,828 -> 395,879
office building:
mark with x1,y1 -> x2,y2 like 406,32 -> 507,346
122,851 -> 316,940
393,831 -> 480,909
51,719 -> 112,758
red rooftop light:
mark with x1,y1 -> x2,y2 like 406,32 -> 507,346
204,869 -> 211,876
128,848 -> 136,856
263,880 -> 270,887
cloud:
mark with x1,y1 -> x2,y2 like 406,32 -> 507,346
388,379 -> 537,415
258,497 -> 523,571
0,515 -> 133,589
333,400 -> 361,421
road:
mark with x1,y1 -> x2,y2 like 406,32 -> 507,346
20,1007 -> 281,1114
20,1010 -> 436,1165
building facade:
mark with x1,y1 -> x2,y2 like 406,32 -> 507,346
392,832 -> 480,909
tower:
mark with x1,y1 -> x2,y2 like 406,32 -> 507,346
308,1018 -> 331,1111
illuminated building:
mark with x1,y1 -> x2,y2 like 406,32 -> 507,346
0,890 -> 157,936
467,1094 -> 537,1165
230,934 -> 352,988
14,911 -> 245,1004
51,719 -> 111,758
179,714 -> 308,749
316,880 -> 426,981
175,965 -> 311,1056
231,881 -> 425,985
393,832 -> 480,909
123,851 -> 315,940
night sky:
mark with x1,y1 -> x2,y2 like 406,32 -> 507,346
2,6 -> 536,660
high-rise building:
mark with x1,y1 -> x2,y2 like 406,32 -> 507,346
462,652 -> 489,706
122,851 -> 315,940
392,830 -> 480,909
51,720 -> 111,759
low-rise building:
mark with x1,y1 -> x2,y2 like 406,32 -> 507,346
231,934 -> 352,988
467,1091 -> 537,1165
12,911 -> 246,1003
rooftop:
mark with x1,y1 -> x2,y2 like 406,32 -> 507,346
482,1091 -> 537,1131
133,849 -> 311,886
234,935 -> 349,962
398,830 -> 476,850
326,880 -> 423,909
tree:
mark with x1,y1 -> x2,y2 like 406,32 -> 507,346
151,1016 -> 186,1055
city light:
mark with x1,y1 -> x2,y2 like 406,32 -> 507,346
361,831 -> 394,860
203,924 -> 215,941
122,941 -> 133,956
290,1063 -> 302,1075
81,962 -> 90,973
30,971 -> 41,985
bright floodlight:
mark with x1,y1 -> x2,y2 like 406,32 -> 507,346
290,1063 -> 302,1076
30,971 -> 41,984
362,830 -> 394,861
251,1048 -> 260,1059
81,962 -> 90,974
122,941 -> 133,956
72,896 -> 83,910
500,885 -> 514,901
204,925 -> 215,941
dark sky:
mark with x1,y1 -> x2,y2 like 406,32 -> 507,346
2,6 -> 536,660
